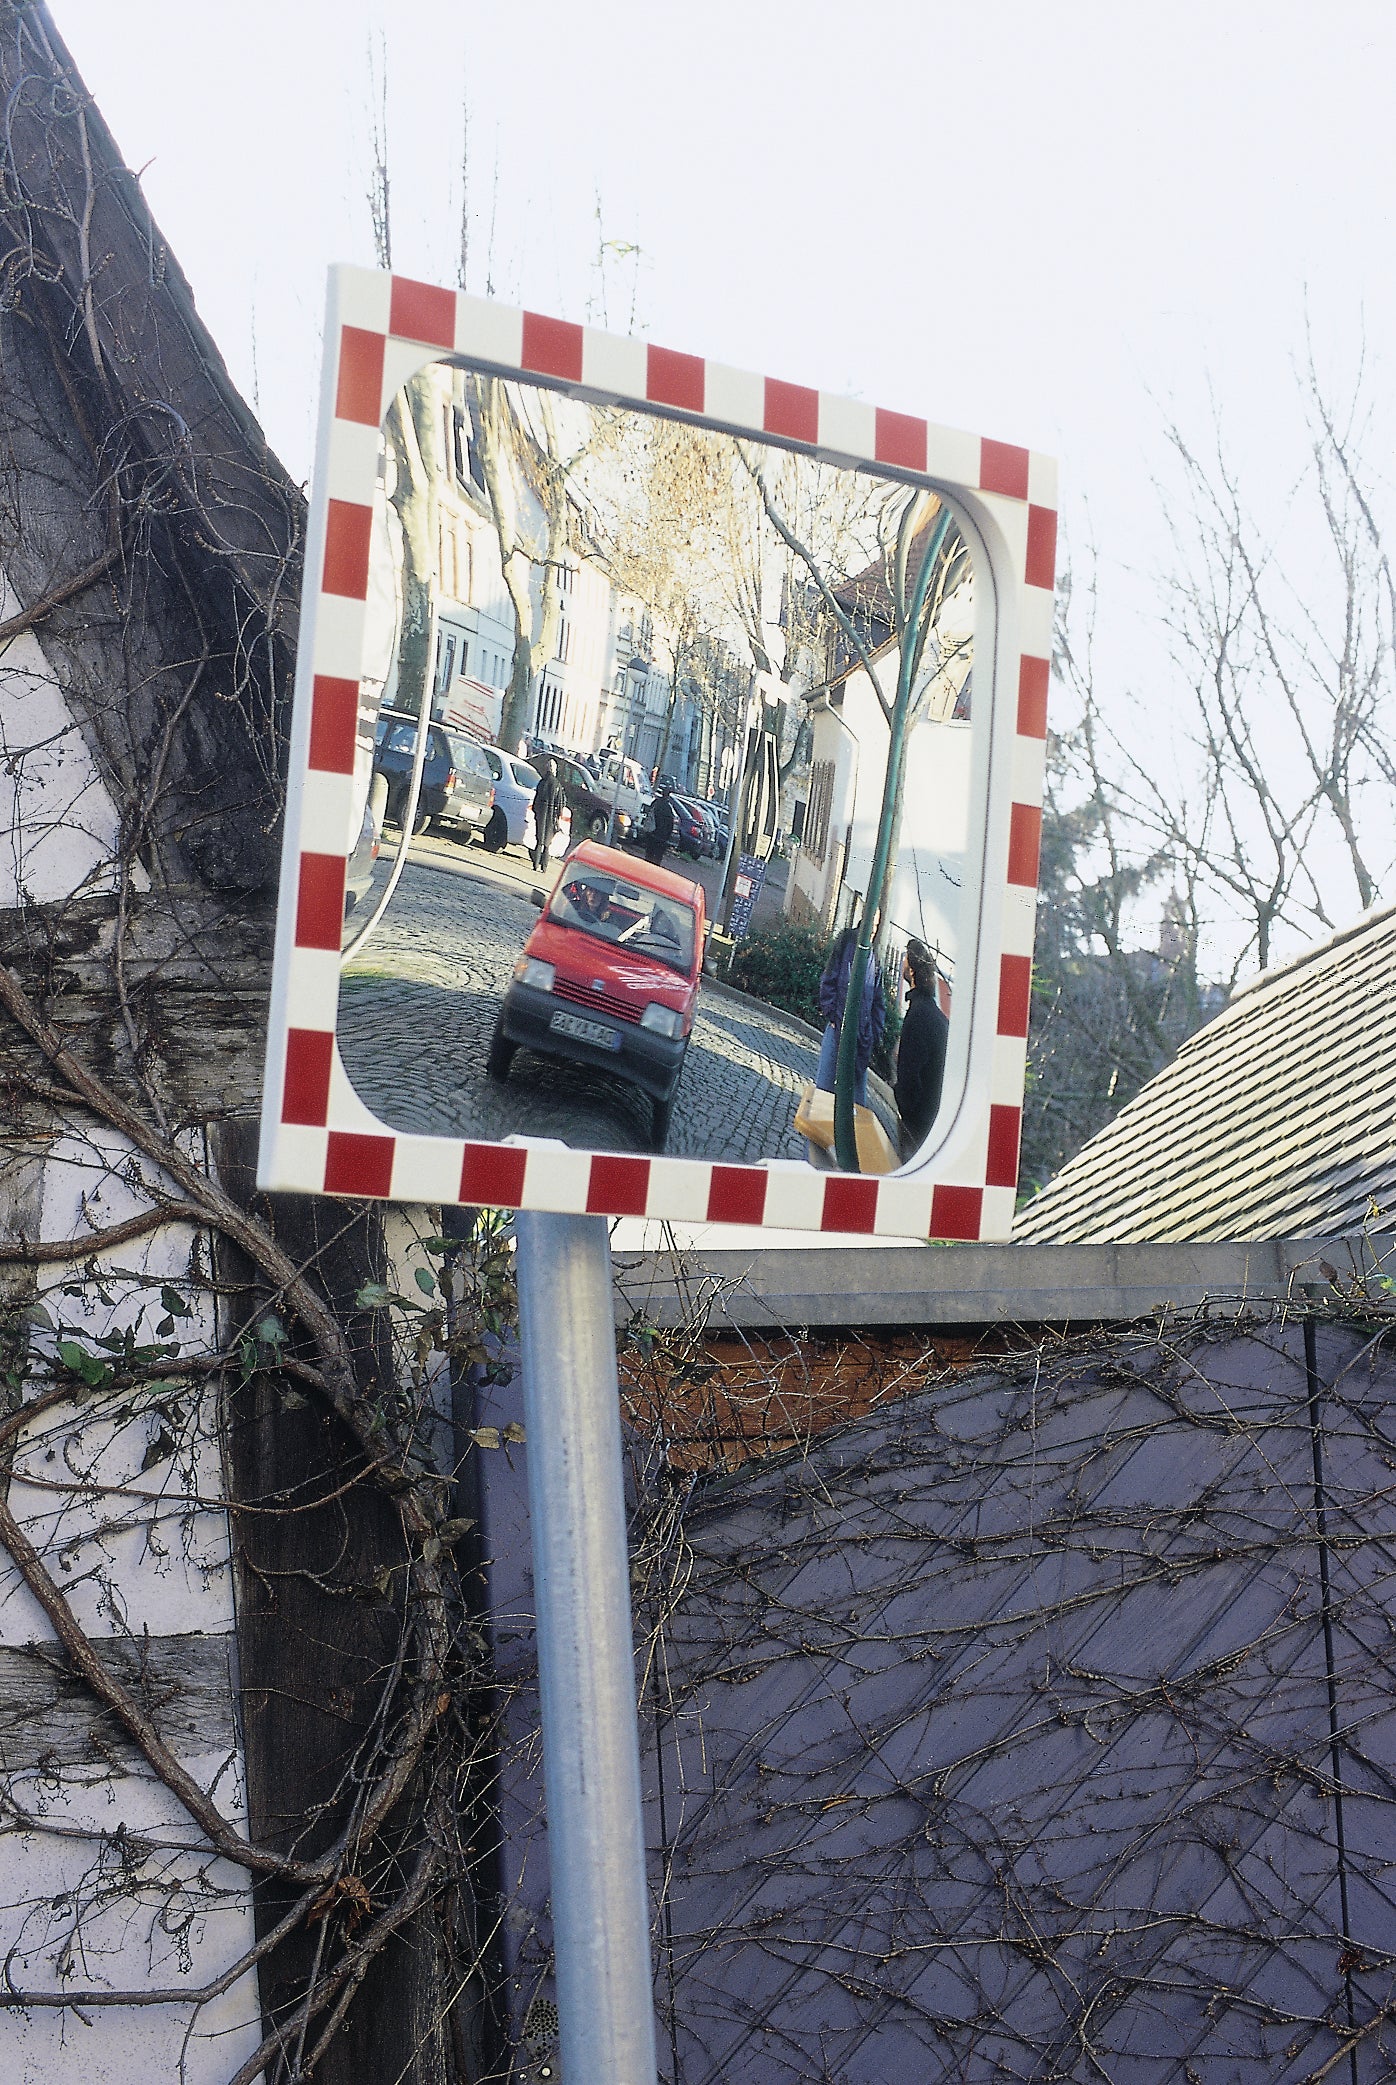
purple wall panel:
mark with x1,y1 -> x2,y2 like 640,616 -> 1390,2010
477,1318 -> 1396,2081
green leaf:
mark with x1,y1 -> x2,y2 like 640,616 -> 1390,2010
255,1314 -> 286,1346
354,1282 -> 396,1311
56,1341 -> 110,1387
414,1268 -> 437,1297
159,1287 -> 192,1319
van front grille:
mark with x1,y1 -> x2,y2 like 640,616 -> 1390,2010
552,977 -> 640,1025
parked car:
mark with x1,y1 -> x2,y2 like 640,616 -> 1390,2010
486,839 -> 705,1149
344,794 -> 382,917
373,711 -> 495,840
522,798 -> 571,861
692,797 -> 732,856
665,795 -> 710,860
479,744 -> 540,851
593,749 -> 652,834
546,750 -> 616,843
683,799 -> 721,858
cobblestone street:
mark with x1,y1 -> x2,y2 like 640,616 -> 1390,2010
336,837 -> 820,1161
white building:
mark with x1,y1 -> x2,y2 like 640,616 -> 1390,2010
532,550 -> 615,755
786,503 -> 975,985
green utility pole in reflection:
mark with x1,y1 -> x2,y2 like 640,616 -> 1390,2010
833,508 -> 954,1172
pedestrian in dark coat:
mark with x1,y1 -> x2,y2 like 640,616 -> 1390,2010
643,786 -> 676,865
814,920 -> 885,1106
895,939 -> 950,1158
529,756 -> 564,870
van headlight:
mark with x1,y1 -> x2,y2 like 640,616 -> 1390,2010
640,1002 -> 683,1038
515,957 -> 555,991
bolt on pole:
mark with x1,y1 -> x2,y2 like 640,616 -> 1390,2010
514,1209 -> 658,2085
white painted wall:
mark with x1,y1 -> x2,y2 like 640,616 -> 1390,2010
0,594 -> 142,910
785,563 -> 977,975
0,615 -> 263,2079
0,1132 -> 263,2082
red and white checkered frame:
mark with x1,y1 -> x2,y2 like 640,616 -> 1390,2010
257,266 -> 1056,1239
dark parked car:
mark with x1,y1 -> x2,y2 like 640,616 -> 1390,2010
546,750 -> 615,843
685,799 -> 722,858
666,795 -> 710,860
487,840 -> 706,1148
373,711 -> 495,840
692,797 -> 731,856
344,795 -> 382,917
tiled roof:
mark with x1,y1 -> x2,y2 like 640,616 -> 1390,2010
1015,902 -> 1396,1242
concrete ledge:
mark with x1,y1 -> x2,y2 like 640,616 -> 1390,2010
612,1237 -> 1390,1330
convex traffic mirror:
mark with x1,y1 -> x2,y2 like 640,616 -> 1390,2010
259,271 -> 1056,1240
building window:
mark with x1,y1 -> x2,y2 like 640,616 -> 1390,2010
538,678 -> 565,735
434,635 -> 456,696
449,405 -> 470,485
439,523 -> 458,600
557,619 -> 572,665
805,759 -> 834,866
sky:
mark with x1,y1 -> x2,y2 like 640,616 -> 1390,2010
52,0 -> 1396,965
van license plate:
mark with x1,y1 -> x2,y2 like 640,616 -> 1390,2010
550,1010 -> 622,1049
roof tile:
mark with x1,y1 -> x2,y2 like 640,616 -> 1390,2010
1017,905 -> 1396,1241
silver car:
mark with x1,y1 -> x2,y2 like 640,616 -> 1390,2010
480,745 -> 541,851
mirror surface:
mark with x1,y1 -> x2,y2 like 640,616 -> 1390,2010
333,362 -> 981,1173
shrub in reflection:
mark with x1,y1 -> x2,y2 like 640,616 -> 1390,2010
727,924 -> 828,1033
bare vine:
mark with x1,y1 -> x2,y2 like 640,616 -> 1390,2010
0,6 -> 517,2076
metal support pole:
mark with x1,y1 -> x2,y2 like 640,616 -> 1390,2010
514,1210 -> 657,2085
833,506 -> 954,1170
712,674 -> 757,948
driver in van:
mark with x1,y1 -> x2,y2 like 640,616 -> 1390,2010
561,876 -> 616,928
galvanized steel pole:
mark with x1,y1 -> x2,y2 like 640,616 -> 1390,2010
514,1210 -> 658,2085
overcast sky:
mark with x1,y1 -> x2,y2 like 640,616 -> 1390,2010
53,0 -> 1396,959
54,2 -> 1394,470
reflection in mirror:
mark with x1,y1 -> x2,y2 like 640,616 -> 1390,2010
334,361 -> 979,1174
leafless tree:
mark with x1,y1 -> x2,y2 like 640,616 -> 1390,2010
1027,361 -> 1396,1183
742,451 -> 972,955
366,33 -> 392,273
1115,366 -> 1394,976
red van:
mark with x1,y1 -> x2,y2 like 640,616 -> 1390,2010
487,840 -> 705,1148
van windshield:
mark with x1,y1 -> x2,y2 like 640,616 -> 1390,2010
548,870 -> 696,974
